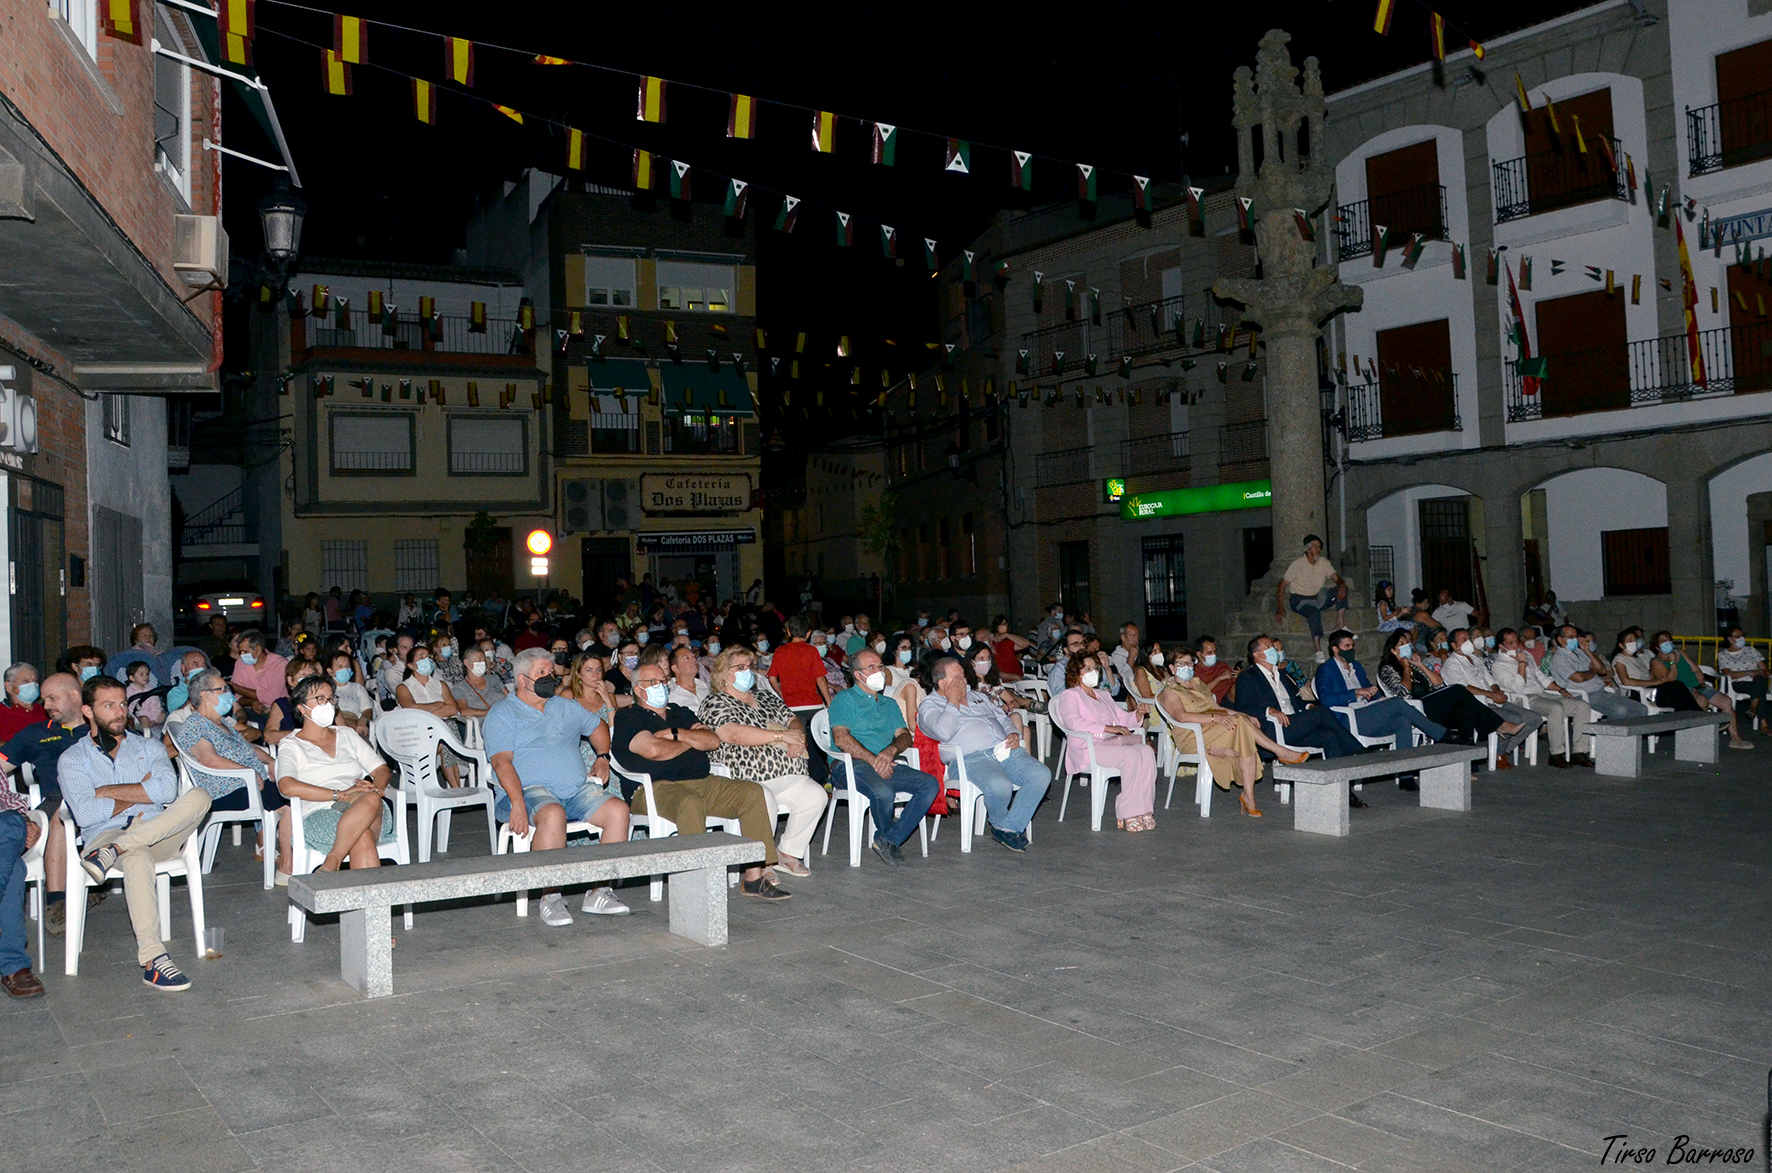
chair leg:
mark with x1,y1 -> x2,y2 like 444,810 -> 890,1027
436,808 -> 452,854
819,800 -> 836,857
185,867 -> 207,962
650,877 -> 664,902
232,824 -> 241,847
158,874 -> 171,941
848,796 -> 865,868
289,903 -> 306,943
416,801 -> 434,865
1057,776 -> 1071,822
957,783 -> 973,852
917,817 -> 928,858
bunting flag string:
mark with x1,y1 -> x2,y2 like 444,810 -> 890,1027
1370,0 -> 1487,63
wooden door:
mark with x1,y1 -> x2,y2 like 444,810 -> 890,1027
1523,87 -> 1616,214
1716,39 -> 1772,167
1365,140 -> 1441,238
1375,319 -> 1457,436
1535,289 -> 1629,416
1726,263 -> 1772,393
463,526 -> 513,600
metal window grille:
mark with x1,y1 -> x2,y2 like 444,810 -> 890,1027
320,541 -> 369,593
331,414 -> 412,472
449,416 -> 527,474
1034,445 -> 1092,487
394,539 -> 440,594
1368,546 -> 1395,590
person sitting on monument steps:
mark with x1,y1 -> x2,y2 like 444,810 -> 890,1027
1273,535 -> 1348,663
1230,635 -> 1369,806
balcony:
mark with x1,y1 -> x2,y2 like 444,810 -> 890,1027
1687,92 -> 1772,177
1121,430 -> 1191,477
1217,420 -> 1268,481
1021,292 -> 1232,378
300,313 -> 530,359
1342,374 -> 1462,441
1335,184 -> 1448,262
1502,322 -> 1772,422
1034,445 -> 1092,488
1492,137 -> 1626,222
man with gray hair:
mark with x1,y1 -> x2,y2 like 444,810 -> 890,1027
918,656 -> 1050,852
0,662 -> 44,743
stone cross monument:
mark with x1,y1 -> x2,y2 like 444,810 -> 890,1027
1214,30 -> 1362,569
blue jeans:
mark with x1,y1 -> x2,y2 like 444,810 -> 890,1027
0,812 -> 30,976
1340,698 -> 1446,747
1288,584 -> 1347,640
846,759 -> 940,847
959,748 -> 1051,834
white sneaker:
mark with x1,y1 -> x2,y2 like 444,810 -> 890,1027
538,893 -> 573,927
581,887 -> 630,916
1314,650 -> 1328,663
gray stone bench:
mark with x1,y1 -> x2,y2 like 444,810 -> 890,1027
1589,711 -> 1729,778
287,832 -> 765,998
1272,745 -> 1488,836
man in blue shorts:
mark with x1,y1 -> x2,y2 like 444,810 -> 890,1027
483,647 -> 630,927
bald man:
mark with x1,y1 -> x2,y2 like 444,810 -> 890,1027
0,673 -> 96,933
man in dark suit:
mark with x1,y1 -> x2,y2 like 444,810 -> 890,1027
1232,634 -> 1369,806
1311,630 -> 1446,748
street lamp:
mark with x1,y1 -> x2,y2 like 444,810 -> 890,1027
257,184 -> 306,266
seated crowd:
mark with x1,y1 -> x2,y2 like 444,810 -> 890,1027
0,576 -> 1760,1001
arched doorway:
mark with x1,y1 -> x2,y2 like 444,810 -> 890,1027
1525,468 -> 1668,604
1364,484 -> 1483,607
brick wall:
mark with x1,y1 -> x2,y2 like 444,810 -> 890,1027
0,349 -> 92,647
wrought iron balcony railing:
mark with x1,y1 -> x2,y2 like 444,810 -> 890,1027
1491,137 -> 1627,222
1687,91 -> 1772,177
1336,184 -> 1448,261
306,313 -> 529,356
1034,445 -> 1092,488
1121,430 -> 1191,478
1503,321 -> 1771,422
1020,290 -> 1233,379
1342,373 -> 1461,441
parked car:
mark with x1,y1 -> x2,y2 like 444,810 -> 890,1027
182,579 -> 267,627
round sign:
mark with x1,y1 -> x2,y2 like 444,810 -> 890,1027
525,529 -> 553,556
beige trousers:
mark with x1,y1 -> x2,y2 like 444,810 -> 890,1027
88,789 -> 211,965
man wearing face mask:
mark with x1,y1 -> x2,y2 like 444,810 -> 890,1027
1549,625 -> 1647,722
1046,628 -> 1086,698
1,672 -> 96,936
919,656 -> 1050,852
1312,631 -> 1448,762
1230,636 -> 1365,776
59,675 -> 211,990
1491,628 -> 1593,767
1438,629 -> 1545,768
0,663 -> 46,743
1192,637 -> 1237,702
828,650 -> 942,865
57,645 -> 109,685
845,615 -> 873,658
228,632 -> 289,719
482,648 -> 631,926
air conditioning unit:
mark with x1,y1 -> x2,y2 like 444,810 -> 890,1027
562,478 -> 600,533
0,370 -> 39,454
602,477 -> 640,531
173,214 -> 229,288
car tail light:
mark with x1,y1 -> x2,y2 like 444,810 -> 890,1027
197,601 -> 211,610
250,599 -> 264,608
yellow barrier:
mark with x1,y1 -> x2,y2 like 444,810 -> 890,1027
1672,635 -> 1771,669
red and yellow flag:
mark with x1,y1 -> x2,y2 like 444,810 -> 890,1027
412,79 -> 435,124
637,76 -> 667,123
811,110 -> 836,153
444,37 -> 474,86
1373,0 -> 1396,35
1469,40 -> 1486,60
1430,12 -> 1446,61
567,128 -> 585,171
101,0 -> 142,45
333,14 -> 367,64
218,0 -> 254,64
493,105 -> 523,124
1515,74 -> 1533,113
1675,217 -> 1708,388
633,149 -> 655,190
727,93 -> 756,139
321,49 -> 352,96
533,54 -> 569,65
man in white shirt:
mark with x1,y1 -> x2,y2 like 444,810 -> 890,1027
1491,627 -> 1593,766
1548,625 -> 1646,722
1273,535 -> 1348,662
1110,623 -> 1141,692
1438,629 -> 1544,767
1431,589 -> 1478,633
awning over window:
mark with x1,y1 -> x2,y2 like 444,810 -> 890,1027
584,358 -> 652,393
658,364 -> 754,414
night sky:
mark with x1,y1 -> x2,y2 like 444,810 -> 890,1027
218,0 -> 1591,472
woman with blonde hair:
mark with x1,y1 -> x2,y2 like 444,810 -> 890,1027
1157,647 -> 1307,818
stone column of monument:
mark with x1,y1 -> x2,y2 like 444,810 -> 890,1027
1215,31 -> 1365,651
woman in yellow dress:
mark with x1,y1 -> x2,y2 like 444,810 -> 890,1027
1156,647 -> 1306,817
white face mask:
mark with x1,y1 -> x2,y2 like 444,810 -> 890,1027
1203,653 -> 1217,666
1149,652 -> 1165,667
707,641 -> 721,655
955,636 -> 972,650
1733,637 -> 1746,647
470,662 -> 487,677
307,702 -> 336,728
1459,641 -> 1475,656
1624,640 -> 1639,655
873,640 -> 886,655
937,638 -> 951,651
1080,669 -> 1100,688
973,659 -> 993,677
864,671 -> 886,692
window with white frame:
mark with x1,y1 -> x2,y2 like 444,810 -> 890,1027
448,415 -> 527,474
330,412 -> 414,474
393,539 -> 440,593
320,541 -> 368,593
54,1 -> 98,57
103,394 -> 131,446
584,256 -> 636,307
153,10 -> 192,202
657,260 -> 735,312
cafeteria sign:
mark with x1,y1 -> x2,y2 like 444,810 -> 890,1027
1121,479 -> 1272,520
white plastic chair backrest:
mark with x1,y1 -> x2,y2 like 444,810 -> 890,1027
1046,702 -> 1100,771
21,808 -> 47,868
175,757 -> 263,816
809,709 -> 838,757
377,708 -> 481,778
19,761 -> 38,806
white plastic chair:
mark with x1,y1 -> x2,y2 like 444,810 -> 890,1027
608,750 -> 745,901
1046,706 -> 1123,832
373,709 -> 497,863
1146,700 -> 1216,816
935,741 -> 1034,850
20,808 -> 48,970
809,710 -> 930,867
1263,715 -> 1325,805
1612,683 -> 1668,754
286,787 -> 411,942
176,759 -> 277,891
59,804 -> 206,977
1403,696 -> 1506,770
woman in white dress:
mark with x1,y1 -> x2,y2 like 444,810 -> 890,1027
275,676 -> 393,872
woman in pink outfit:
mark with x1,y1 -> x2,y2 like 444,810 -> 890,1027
1053,654 -> 1159,831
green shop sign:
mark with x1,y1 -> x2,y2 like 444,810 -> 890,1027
1120,479 -> 1273,520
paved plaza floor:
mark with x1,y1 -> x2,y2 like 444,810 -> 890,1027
6,742 -> 1770,1173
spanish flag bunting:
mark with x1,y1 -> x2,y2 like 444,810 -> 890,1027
322,49 -> 352,96
663,321 -> 678,344
812,110 -> 836,153
669,160 -> 691,201
1605,269 -> 1615,295
835,211 -> 853,247
1373,0 -> 1396,35
1077,163 -> 1097,202
1133,176 -> 1151,212
1012,151 -> 1033,191
567,310 -> 583,335
1543,96 -> 1560,135
1625,152 -> 1638,193
945,139 -> 971,173
1571,114 -> 1587,153
773,195 -> 799,233
795,332 -> 807,354
417,296 -> 434,323
430,379 -> 445,405
469,301 -> 487,332
1430,12 -> 1445,61
218,0 -> 255,39
333,14 -> 367,64
413,79 -> 436,124
533,54 -> 570,65
445,37 -> 474,86
222,31 -> 252,65
723,178 -> 748,219
311,285 -> 329,313
872,123 -> 897,166
518,303 -> 535,330
102,0 -> 142,44
1596,134 -> 1617,173
367,290 -> 384,322
727,93 -> 757,139
567,127 -> 584,170
637,76 -> 667,123
1631,274 -> 1641,304
494,105 -> 523,124
633,149 -> 655,190
1515,74 -> 1532,113
754,328 -> 767,350
1469,39 -> 1486,59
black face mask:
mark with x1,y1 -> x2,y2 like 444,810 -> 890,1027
94,722 -> 120,753
552,650 -> 570,666
531,675 -> 558,699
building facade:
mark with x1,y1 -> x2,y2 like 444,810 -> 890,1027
768,436 -> 887,613
0,1 -> 232,660
469,173 -> 765,613
1324,0 -> 1772,638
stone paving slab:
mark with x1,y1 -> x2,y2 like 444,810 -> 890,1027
6,738 -> 1769,1172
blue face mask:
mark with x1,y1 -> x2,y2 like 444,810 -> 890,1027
214,691 -> 235,718
239,653 -> 256,666
1484,636 -> 1496,649
1564,638 -> 1579,650
440,645 -> 455,659
1658,641 -> 1674,654
165,682 -> 189,712
1396,643 -> 1413,659
414,658 -> 435,676
333,667 -> 353,684
644,683 -> 670,707
733,668 -> 755,692
755,638 -> 769,652
80,666 -> 99,681
1263,647 -> 1282,665
897,648 -> 913,664
623,655 -> 639,671
15,682 -> 39,704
